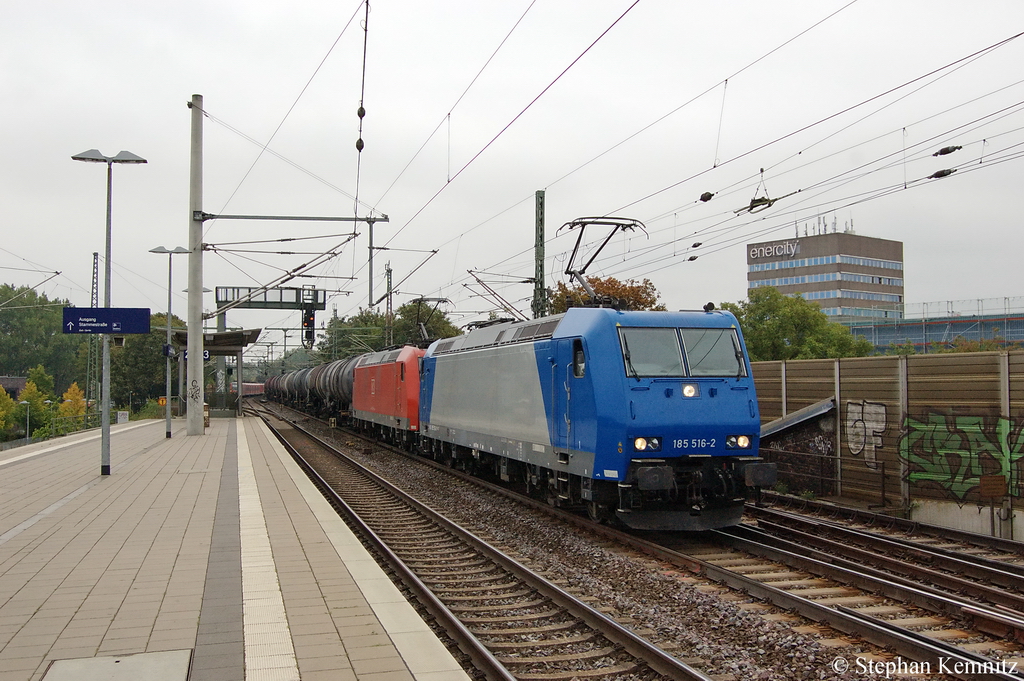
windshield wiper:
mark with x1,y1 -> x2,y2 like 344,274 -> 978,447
732,337 -> 746,379
621,334 -> 640,381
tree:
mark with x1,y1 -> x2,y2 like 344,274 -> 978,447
109,312 -> 182,408
392,301 -> 461,345
548,276 -> 667,314
722,287 -> 874,362
315,303 -> 461,360
59,382 -> 87,417
0,385 -> 14,439
13,380 -> 50,438
50,382 -> 88,437
885,341 -> 917,355
931,335 -> 1020,353
28,364 -> 54,399
316,308 -> 388,360
0,284 -> 85,393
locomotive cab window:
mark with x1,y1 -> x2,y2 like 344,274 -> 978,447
680,328 -> 747,377
572,339 -> 586,378
618,328 -> 685,377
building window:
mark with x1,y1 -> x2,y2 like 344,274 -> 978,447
749,254 -> 902,273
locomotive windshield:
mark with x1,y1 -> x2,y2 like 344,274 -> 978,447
680,328 -> 747,377
618,328 -> 685,377
617,327 -> 747,378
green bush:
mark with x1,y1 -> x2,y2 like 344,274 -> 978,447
133,399 -> 163,420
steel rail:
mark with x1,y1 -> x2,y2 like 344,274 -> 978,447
707,529 -> 1024,681
254,402 -> 1021,678
749,504 -> 1024,582
758,492 -> 1024,556
836,606 -> 1023,680
255,411 -> 516,681
368,431 -> 1024,677
257,408 -> 713,681
749,512 -> 1024,614
723,523 -> 1024,643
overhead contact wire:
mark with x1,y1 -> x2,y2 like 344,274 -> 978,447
610,29 -> 1024,216
406,0 -> 865,305
205,0 -> 366,240
383,0 -> 644,249
372,0 -> 538,208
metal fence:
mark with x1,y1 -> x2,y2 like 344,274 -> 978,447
0,412 -> 108,451
760,446 -> 900,508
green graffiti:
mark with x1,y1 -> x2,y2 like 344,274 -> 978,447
900,413 -> 1024,501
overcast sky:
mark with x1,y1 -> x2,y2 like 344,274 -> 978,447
4,1 -> 1024,357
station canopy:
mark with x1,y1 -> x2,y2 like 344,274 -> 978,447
171,329 -> 262,356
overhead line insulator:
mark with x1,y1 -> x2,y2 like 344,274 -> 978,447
932,145 -> 962,157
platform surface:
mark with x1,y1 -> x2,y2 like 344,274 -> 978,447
0,417 -> 469,681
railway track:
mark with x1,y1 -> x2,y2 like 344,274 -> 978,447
756,491 -> 1024,561
254,401 -> 1024,678
743,504 -> 1024,622
254,406 -> 712,681
679,528 -> 1024,679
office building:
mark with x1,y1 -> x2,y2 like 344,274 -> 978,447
746,228 -> 904,322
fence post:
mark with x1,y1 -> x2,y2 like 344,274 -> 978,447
834,358 -> 842,497
899,354 -> 910,510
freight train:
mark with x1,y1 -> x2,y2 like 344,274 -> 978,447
265,306 -> 776,531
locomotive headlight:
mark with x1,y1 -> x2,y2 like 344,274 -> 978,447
682,384 -> 699,398
634,437 -> 662,452
726,435 -> 752,449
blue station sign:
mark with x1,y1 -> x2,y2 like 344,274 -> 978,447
63,307 -> 151,335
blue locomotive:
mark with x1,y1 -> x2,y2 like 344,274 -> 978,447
418,306 -> 774,530
265,305 -> 775,531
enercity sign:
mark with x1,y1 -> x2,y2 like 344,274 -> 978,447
749,240 -> 799,260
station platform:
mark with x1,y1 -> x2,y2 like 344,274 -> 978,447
0,417 -> 470,681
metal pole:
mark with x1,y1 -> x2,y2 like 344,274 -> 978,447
533,190 -> 546,319
187,94 -> 205,435
165,252 -> 173,438
217,312 -> 226,397
236,349 -> 243,417
178,353 -> 185,413
368,221 -> 374,307
101,159 -> 112,474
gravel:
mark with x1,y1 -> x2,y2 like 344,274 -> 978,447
292,412 -> 855,680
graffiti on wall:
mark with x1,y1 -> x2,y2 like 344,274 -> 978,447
846,401 -> 887,469
899,412 -> 1024,501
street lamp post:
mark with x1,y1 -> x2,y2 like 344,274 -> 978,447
44,399 -> 52,438
150,246 -> 189,439
72,149 -> 147,475
19,401 -> 30,443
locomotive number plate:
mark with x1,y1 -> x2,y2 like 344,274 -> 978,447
673,438 -> 715,449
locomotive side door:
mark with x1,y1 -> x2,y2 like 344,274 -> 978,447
554,338 -> 585,449
553,340 -> 571,447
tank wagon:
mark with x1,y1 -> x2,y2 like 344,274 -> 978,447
266,306 -> 775,531
266,355 -> 361,416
